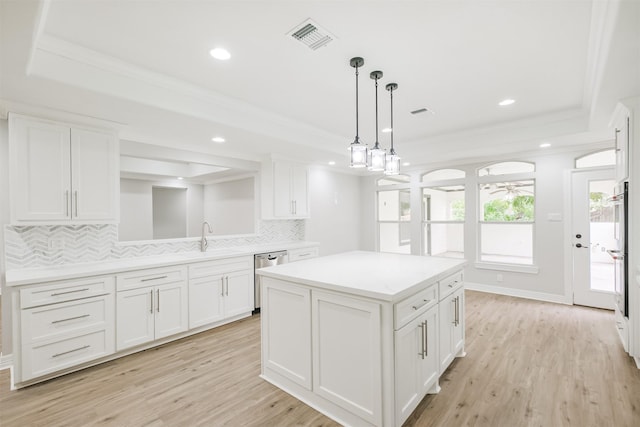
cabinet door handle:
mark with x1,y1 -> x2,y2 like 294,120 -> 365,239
52,345 -> 90,358
74,190 -> 79,217
412,299 -> 430,311
293,200 -> 297,215
157,289 -> 160,312
225,276 -> 229,296
51,314 -> 90,324
65,190 -> 69,217
418,322 -> 425,360
150,289 -> 154,314
424,320 -> 428,357
141,275 -> 167,282
51,288 -> 89,297
221,277 -> 225,297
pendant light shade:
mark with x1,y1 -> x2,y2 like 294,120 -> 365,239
349,57 -> 368,168
384,83 -> 400,176
368,70 -> 386,171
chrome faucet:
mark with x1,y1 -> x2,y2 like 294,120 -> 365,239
201,221 -> 213,252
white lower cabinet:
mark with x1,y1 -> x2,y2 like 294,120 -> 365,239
312,290 -> 382,425
262,278 -> 312,389
116,267 -> 188,351
18,276 -> 115,382
188,256 -> 253,329
394,304 -> 438,426
438,272 -> 465,374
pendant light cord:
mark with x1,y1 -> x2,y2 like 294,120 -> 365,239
389,86 -> 394,153
355,65 -> 359,141
374,76 -> 379,145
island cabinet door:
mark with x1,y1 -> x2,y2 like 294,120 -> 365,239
261,279 -> 312,389
439,288 -> 465,374
311,291 -> 382,426
394,304 -> 439,426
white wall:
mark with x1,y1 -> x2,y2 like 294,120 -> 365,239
305,168 -> 363,256
152,187 -> 187,239
119,178 -> 204,241
0,118 -> 10,353
203,177 -> 255,235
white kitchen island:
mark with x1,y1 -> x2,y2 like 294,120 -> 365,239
257,251 -> 467,427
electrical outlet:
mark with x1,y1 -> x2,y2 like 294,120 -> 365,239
497,274 -> 503,282
48,238 -> 65,250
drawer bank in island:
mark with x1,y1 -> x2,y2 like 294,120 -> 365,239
257,250 -> 466,427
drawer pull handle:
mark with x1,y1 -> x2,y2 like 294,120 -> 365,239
141,275 -> 168,282
52,345 -> 90,358
51,288 -> 89,297
299,253 -> 311,257
412,299 -> 430,310
51,314 -> 90,324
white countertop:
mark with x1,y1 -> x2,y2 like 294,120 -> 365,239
257,250 -> 466,302
5,241 -> 319,287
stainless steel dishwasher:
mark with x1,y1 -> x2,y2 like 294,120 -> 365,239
254,250 -> 288,312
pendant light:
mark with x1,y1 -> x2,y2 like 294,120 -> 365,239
384,83 -> 401,175
349,57 -> 368,168
368,70 -> 386,171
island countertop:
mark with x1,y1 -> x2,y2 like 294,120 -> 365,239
257,250 -> 466,302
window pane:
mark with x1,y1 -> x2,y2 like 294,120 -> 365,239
377,174 -> 410,186
423,186 -> 465,221
379,223 -> 411,254
424,223 -> 464,258
480,180 -> 534,221
576,149 -> 615,168
422,168 -> 465,182
480,223 -> 533,264
478,161 -> 535,176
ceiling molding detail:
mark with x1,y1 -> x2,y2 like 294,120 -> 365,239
31,34 -> 345,149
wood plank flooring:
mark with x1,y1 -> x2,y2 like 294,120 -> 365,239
1,290 -> 639,427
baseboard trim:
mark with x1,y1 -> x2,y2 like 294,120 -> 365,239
465,282 -> 571,305
0,353 -> 13,370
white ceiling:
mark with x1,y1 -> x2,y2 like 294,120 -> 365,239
1,0 -> 638,173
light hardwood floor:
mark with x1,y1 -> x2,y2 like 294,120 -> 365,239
1,291 -> 639,427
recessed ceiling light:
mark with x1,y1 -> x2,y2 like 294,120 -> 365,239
177,177 -> 184,180
498,99 -> 515,106
211,136 -> 226,143
540,143 -> 551,148
209,48 -> 231,60
382,127 -> 392,133
328,161 -> 336,166
402,162 -> 411,167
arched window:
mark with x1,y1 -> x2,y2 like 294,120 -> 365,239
575,149 -> 615,168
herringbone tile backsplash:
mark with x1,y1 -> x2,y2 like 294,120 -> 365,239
5,220 -> 305,270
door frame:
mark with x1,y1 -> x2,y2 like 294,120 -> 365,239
568,166 -> 616,309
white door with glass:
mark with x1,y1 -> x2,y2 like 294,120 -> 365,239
571,168 -> 615,309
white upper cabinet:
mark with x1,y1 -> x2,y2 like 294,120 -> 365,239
611,103 -> 631,183
9,114 -> 119,224
262,158 -> 309,219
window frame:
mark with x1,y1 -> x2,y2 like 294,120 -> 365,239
376,178 -> 412,254
420,174 -> 466,259
476,164 -> 538,273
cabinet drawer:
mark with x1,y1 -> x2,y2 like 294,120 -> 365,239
21,276 -> 114,308
439,271 -> 464,300
117,266 -> 187,291
288,247 -> 319,263
21,296 -> 113,344
22,329 -> 113,381
395,284 -> 438,330
189,256 -> 252,279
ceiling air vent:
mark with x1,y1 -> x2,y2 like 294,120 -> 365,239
288,19 -> 335,50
